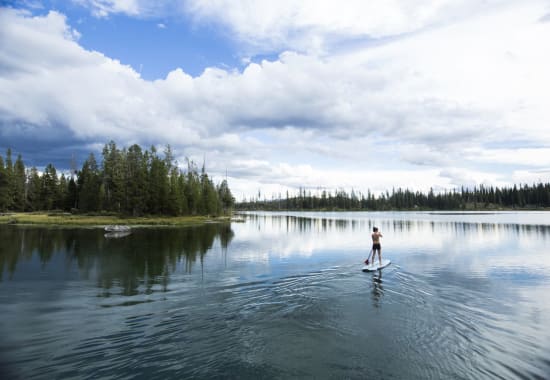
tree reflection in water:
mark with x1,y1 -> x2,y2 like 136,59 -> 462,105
0,224 -> 234,296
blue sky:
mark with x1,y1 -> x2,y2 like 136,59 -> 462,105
1,0 -> 550,200
8,0 -> 243,78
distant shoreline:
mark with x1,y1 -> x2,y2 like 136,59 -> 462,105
0,212 -> 231,227
236,207 -> 550,212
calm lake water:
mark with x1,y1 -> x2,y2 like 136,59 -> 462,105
1,211 -> 550,379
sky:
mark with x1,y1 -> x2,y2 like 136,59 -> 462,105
1,0 -> 550,201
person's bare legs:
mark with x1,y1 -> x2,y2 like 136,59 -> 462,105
373,250 -> 379,266
378,248 -> 382,265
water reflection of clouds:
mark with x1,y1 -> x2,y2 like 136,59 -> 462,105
231,216 -> 367,259
392,221 -> 550,278
238,213 -> 550,257
236,212 -> 550,285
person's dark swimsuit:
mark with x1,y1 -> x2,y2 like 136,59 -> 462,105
372,243 -> 381,250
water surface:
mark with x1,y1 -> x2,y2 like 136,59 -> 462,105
1,212 -> 549,379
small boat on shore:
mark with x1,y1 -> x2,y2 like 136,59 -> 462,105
104,225 -> 131,232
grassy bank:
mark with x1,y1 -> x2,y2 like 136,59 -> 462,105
0,212 -> 230,227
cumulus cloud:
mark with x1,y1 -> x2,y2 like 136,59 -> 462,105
439,168 -> 508,189
0,9 -> 194,144
512,169 -> 550,185
471,148 -> 550,167
1,2 -> 550,197
183,0 -> 515,54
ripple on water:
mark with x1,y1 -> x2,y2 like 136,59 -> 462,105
382,267 -> 550,379
13,260 -> 550,379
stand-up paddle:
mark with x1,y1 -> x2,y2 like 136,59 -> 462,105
364,249 -> 372,265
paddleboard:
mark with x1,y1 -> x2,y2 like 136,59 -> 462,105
362,259 -> 391,272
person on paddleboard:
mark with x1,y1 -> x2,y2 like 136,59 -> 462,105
371,227 -> 383,266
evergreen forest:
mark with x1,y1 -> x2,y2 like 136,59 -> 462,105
2,142 -> 549,214
0,141 -> 235,216
237,184 -> 550,211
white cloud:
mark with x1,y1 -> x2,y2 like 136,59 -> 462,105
473,148 -> 550,167
512,169 -> 550,185
72,0 -> 141,18
71,0 -> 189,19
226,163 -> 446,201
1,2 -> 550,198
184,0 -> 515,54
439,168 -> 509,189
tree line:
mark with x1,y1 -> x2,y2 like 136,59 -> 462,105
237,183 -> 550,211
0,141 -> 235,216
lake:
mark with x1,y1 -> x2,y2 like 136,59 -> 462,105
1,211 -> 550,379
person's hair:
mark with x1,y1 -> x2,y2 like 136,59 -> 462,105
373,227 -> 378,232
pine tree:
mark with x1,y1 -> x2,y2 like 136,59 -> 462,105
0,156 -> 9,211
4,149 -> 14,209
185,160 -> 201,215
200,165 -> 219,216
101,141 -> 117,211
125,145 -> 148,216
66,177 -> 78,211
177,171 -> 189,215
26,167 -> 41,211
78,154 -> 101,212
147,147 -> 170,214
13,155 -> 26,211
58,174 -> 69,211
217,179 -> 234,214
41,164 -> 59,210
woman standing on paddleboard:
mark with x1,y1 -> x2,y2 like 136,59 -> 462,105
371,227 -> 383,266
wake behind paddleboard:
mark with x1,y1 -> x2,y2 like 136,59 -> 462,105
362,259 -> 391,272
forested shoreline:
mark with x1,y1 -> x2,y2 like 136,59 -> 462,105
237,184 -> 550,211
2,142 -> 549,215
0,142 -> 234,216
